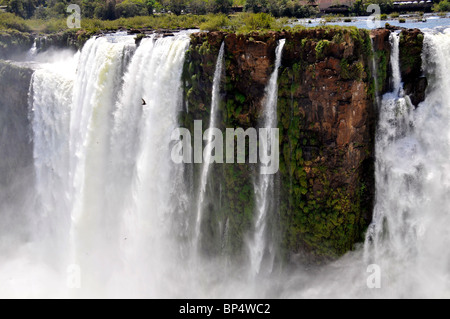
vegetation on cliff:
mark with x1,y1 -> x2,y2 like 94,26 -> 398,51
399,29 -> 427,106
0,11 -> 207,33
276,27 -> 376,262
178,26 -> 388,263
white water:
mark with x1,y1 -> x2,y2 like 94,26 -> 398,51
370,38 -> 381,107
364,32 -> 413,263
303,29 -> 450,298
30,60 -> 75,256
248,39 -> 285,277
0,33 -> 195,298
107,34 -> 191,297
285,28 -> 450,298
69,35 -> 144,297
194,42 -> 225,251
26,41 -> 37,60
3,28 -> 450,298
363,28 -> 450,297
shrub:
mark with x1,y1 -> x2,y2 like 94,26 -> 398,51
199,14 -> 230,31
94,0 -> 116,20
0,12 -> 30,32
315,39 -> 329,59
390,12 -> 399,18
42,20 -> 63,33
33,5 -> 49,19
213,0 -> 233,13
241,12 -> 275,30
433,0 -> 450,12
116,0 -> 147,18
188,0 -> 208,15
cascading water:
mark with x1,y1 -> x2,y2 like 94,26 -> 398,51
248,39 -> 285,277
67,35 -> 136,296
26,41 -> 37,60
194,42 -> 225,251
364,32 -> 413,263
30,60 -> 76,255
363,29 -> 450,297
3,25 -> 450,298
1,32 -> 193,297
108,34 -> 191,297
282,29 -> 450,299
370,38 -> 381,106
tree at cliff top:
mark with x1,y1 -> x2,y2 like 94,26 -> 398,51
4,0 -> 41,18
116,0 -> 155,17
433,0 -> 450,12
350,0 -> 394,15
4,0 -> 83,19
161,0 -> 233,15
244,0 -> 319,18
1,0 -> 319,19
2,0 -> 237,18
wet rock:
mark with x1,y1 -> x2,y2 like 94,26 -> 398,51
399,29 -> 427,107
183,28 -> 377,264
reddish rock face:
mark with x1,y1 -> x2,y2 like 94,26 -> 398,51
370,28 -> 392,95
223,31 -> 282,124
275,28 -> 377,262
370,27 -> 426,105
370,28 -> 391,52
183,27 -> 424,263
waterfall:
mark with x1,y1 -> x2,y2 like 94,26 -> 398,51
248,39 -> 285,277
6,25 -> 450,298
363,29 -> 450,297
67,36 -> 136,294
26,40 -> 37,60
194,42 -> 225,251
364,32 -> 413,264
109,34 -> 191,296
370,38 -> 380,107
30,63 -> 75,254
21,33 -> 191,297
390,32 -> 402,95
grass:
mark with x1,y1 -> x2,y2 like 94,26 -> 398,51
389,12 -> 400,18
198,14 -> 230,31
0,12 -> 210,34
0,11 -> 295,35
199,13 -> 290,33
0,12 -> 31,32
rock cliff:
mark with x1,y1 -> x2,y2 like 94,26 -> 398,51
181,26 -> 424,263
0,61 -> 34,240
